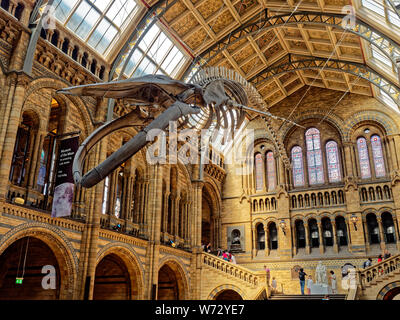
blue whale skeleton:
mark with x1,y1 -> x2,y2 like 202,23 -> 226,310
57,67 -> 302,188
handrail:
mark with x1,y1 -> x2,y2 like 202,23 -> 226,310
202,252 -> 265,287
358,254 -> 400,288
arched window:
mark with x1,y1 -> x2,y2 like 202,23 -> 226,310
257,224 -> 265,250
102,176 -> 110,214
306,128 -> 324,185
326,141 -> 341,182
266,151 -> 276,191
114,171 -> 124,218
291,146 -> 304,187
371,135 -> 386,177
255,153 -> 264,191
357,137 -> 371,179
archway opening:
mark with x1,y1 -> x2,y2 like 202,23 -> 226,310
157,263 -> 186,300
383,286 -> 400,300
0,237 -> 61,299
366,213 -> 380,244
381,212 -> 396,244
93,254 -> 131,300
215,289 -> 243,300
295,220 -> 306,248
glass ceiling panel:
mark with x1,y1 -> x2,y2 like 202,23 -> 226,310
359,0 -> 400,112
123,23 -> 189,79
52,0 -> 140,56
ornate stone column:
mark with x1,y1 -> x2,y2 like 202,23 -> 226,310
305,223 -> 311,254
264,225 -> 270,256
318,221 -> 324,254
332,218 -> 339,253
252,227 -> 257,258
377,217 -> 386,251
0,75 -> 29,199
292,222 -> 297,256
143,164 -> 164,299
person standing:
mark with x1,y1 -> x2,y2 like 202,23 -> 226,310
298,268 -> 307,295
384,249 -> 391,260
271,277 -> 277,293
230,251 -> 237,264
329,271 -> 337,294
306,275 -> 313,295
363,258 -> 372,268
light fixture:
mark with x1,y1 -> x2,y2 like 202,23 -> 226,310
350,214 -> 358,231
280,220 -> 287,235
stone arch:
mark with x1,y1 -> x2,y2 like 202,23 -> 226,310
0,223 -> 78,299
95,243 -> 145,299
208,284 -> 246,300
157,257 -> 189,300
22,77 -> 94,136
344,110 -> 399,142
377,281 -> 400,300
252,218 -> 265,229
281,110 -> 346,143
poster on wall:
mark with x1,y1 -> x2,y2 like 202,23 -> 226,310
51,136 -> 79,218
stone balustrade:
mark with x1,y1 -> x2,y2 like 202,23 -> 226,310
251,195 -> 277,213
202,252 -> 263,287
40,21 -> 108,81
359,182 -> 393,203
0,200 -> 85,232
288,187 -> 345,210
359,254 -> 400,288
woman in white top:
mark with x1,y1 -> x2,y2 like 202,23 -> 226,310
329,271 -> 337,294
306,275 -> 313,295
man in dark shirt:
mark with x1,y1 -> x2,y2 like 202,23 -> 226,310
299,268 -> 307,295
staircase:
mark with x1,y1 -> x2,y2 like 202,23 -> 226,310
269,294 -> 346,300
200,253 -> 268,299
356,253 -> 400,300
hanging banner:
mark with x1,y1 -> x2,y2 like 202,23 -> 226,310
51,136 -> 79,218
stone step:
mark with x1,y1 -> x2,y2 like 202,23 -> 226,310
269,294 -> 346,300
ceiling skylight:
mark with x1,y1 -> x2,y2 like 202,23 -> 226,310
52,0 -> 140,55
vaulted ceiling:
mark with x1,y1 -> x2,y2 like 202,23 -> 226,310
142,0 -> 400,110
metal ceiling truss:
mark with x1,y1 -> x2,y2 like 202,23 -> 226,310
249,55 -> 400,110
386,0 -> 400,20
182,11 -> 400,82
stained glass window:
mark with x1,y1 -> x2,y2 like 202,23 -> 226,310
326,141 -> 341,183
291,146 -> 304,187
306,128 -> 324,185
357,137 -> 372,179
371,135 -> 386,177
266,151 -> 276,191
255,153 -> 264,191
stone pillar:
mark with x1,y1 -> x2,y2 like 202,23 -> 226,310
264,225 -> 270,256
343,143 -> 354,178
28,130 -> 47,190
252,227 -> 257,258
143,164 -> 163,300
305,223 -> 311,254
292,223 -> 297,256
173,196 -> 180,241
377,217 -> 386,251
190,181 -> 203,299
318,221 -> 324,254
75,135 -> 107,300
0,75 -> 29,199
332,218 -> 339,253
